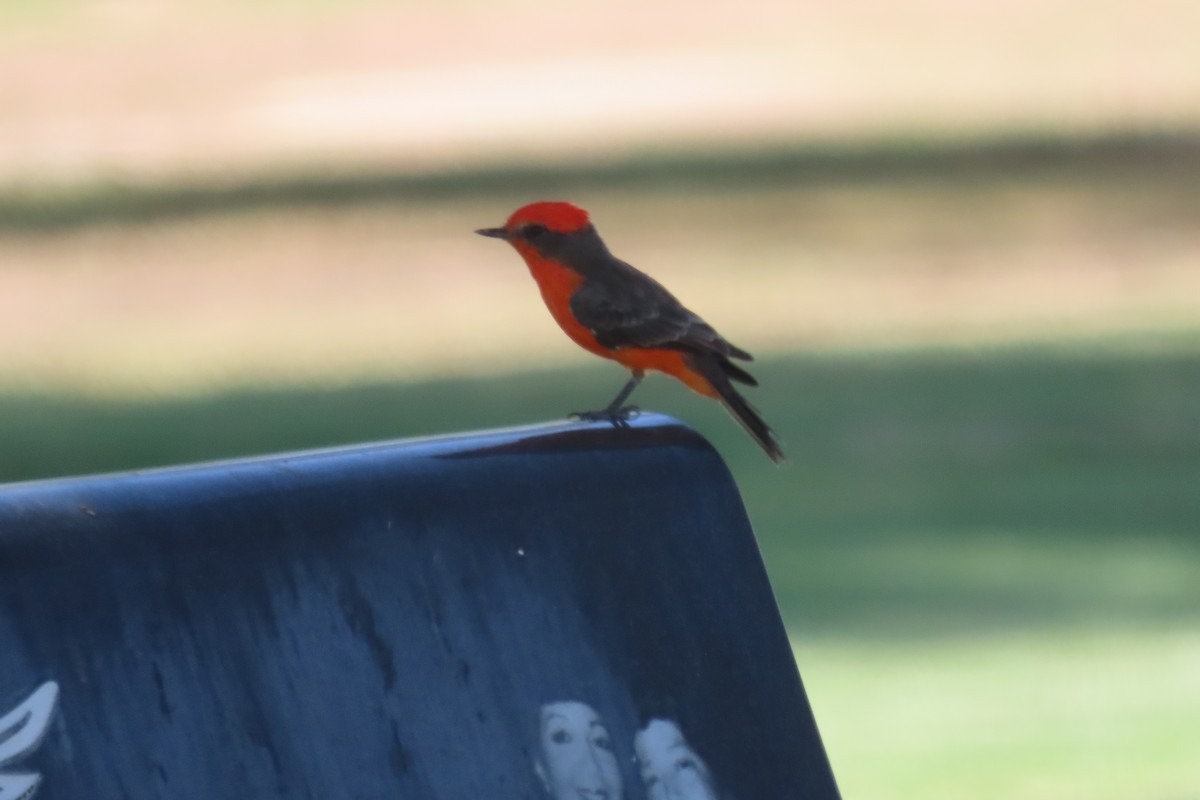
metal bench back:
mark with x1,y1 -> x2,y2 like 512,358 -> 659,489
0,416 -> 838,799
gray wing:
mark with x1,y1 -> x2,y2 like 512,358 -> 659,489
569,265 -> 752,360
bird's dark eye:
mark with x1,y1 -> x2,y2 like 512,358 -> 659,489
522,224 -> 548,240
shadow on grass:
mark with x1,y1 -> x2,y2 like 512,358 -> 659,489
3,129 -> 1200,232
3,348 -> 1199,639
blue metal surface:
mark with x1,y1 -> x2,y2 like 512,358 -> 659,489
0,414 -> 838,799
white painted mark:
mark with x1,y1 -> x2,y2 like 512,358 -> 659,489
0,682 -> 60,800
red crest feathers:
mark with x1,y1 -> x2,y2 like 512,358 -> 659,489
506,202 -> 591,234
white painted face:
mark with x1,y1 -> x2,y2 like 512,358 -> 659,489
535,701 -> 623,800
634,719 -> 718,800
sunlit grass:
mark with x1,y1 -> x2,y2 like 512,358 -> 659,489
800,628 -> 1200,800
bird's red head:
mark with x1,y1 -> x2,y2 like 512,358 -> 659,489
475,201 -> 592,249
503,201 -> 590,234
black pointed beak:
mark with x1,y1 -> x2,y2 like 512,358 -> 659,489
475,227 -> 509,240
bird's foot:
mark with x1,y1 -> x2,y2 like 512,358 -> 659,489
569,405 -> 641,428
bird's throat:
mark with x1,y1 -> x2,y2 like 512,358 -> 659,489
514,246 -> 609,358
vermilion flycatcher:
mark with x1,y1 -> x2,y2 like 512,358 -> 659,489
477,201 -> 784,463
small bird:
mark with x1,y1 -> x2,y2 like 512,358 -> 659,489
476,201 -> 784,463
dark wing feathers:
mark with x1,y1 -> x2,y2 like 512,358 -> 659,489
564,247 -> 780,461
569,262 -> 752,362
721,359 -> 758,386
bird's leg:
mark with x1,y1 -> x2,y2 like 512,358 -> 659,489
571,371 -> 644,428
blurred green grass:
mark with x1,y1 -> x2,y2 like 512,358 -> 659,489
5,348 -> 1199,633
3,348 -> 1198,798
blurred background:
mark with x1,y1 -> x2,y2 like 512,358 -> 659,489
2,1 -> 1198,797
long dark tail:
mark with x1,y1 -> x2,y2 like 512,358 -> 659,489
690,355 -> 785,464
